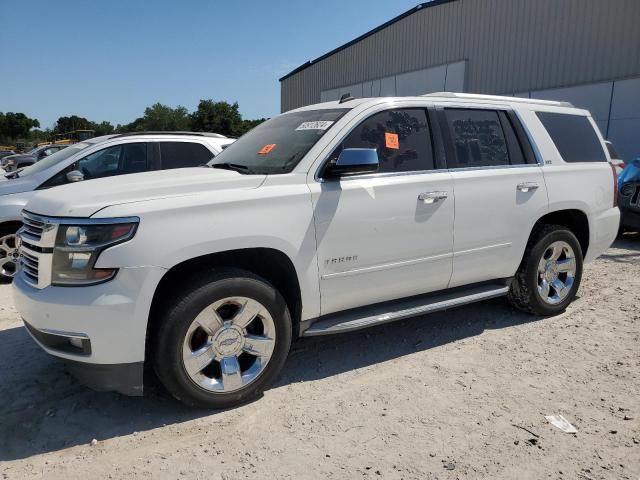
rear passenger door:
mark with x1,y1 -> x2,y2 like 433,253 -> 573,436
159,141 -> 215,170
438,107 -> 549,287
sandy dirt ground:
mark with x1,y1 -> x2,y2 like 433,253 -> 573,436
0,237 -> 639,479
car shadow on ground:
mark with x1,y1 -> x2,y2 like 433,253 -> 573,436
0,297 -> 544,461
602,233 -> 640,262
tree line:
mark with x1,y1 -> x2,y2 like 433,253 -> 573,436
0,100 -> 267,146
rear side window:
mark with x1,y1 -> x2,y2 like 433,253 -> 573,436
160,142 -> 214,169
536,112 -> 607,163
330,108 -> 434,173
443,109 -> 510,168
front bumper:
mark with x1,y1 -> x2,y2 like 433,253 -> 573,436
13,266 -> 166,395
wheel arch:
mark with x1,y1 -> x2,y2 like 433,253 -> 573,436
0,220 -> 23,236
528,209 -> 590,257
146,247 -> 303,352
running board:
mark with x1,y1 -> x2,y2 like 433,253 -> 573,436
303,283 -> 510,336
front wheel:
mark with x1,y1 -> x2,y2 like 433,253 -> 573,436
152,268 -> 292,409
508,225 -> 583,316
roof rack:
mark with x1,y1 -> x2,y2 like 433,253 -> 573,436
115,131 -> 227,138
421,92 -> 574,108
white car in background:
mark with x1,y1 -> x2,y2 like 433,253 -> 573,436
0,132 -> 234,280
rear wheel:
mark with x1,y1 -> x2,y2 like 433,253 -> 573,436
152,268 -> 292,409
508,225 -> 583,315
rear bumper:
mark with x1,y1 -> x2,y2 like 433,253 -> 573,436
585,207 -> 620,263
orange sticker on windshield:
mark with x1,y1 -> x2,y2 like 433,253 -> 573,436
385,132 -> 399,150
258,144 -> 276,155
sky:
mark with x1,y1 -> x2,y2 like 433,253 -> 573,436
0,0 -> 419,130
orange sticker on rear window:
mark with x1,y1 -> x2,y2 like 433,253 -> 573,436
258,144 -> 276,155
385,132 -> 399,150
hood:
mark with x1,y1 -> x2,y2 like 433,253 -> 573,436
25,167 -> 267,217
618,158 -> 640,185
3,154 -> 35,163
0,173 -> 39,195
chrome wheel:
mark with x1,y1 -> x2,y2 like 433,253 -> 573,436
0,234 -> 19,279
182,296 -> 276,393
537,240 -> 576,305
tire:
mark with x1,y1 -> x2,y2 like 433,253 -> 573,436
508,224 -> 583,316
151,268 -> 292,409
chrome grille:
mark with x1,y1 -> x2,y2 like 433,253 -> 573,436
18,211 -> 56,289
20,246 -> 39,286
21,211 -> 46,242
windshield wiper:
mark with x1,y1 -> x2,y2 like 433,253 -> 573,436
211,162 -> 254,174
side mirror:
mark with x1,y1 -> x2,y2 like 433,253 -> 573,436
325,148 -> 379,178
66,170 -> 84,183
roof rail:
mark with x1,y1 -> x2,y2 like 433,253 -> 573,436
115,131 -> 227,138
421,92 -> 574,108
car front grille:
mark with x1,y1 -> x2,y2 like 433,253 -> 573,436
18,211 -> 56,289
21,211 -> 47,242
20,246 -> 40,285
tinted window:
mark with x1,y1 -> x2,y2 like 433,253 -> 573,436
330,109 -> 434,173
211,108 -> 348,174
444,109 -> 509,168
160,142 -> 214,169
536,112 -> 607,163
40,143 -> 147,188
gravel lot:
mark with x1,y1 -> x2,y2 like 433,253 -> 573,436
0,237 -> 639,479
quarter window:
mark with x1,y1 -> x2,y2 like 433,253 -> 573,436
160,142 -> 214,169
444,109 -> 510,168
536,112 -> 607,163
329,109 -> 434,174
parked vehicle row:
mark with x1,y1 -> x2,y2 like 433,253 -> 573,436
12,93 -> 619,408
0,132 -> 234,280
1,144 -> 67,172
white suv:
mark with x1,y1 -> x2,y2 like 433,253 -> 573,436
0,132 -> 234,280
13,93 -> 619,408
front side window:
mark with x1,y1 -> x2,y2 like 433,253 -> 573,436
40,142 -> 147,188
444,109 -> 510,168
160,142 -> 214,169
210,108 -> 348,174
327,108 -> 434,174
537,112 -> 607,163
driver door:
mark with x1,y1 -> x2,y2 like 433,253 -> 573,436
309,107 -> 454,315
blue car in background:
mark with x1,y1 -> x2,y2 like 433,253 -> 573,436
618,158 -> 640,233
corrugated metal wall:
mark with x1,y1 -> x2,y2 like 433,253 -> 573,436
280,0 -> 640,112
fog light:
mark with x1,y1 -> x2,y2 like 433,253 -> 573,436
69,337 -> 84,349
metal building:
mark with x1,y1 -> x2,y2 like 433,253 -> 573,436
280,0 -> 640,160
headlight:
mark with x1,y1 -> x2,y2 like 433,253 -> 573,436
6,159 -> 15,165
52,221 -> 138,286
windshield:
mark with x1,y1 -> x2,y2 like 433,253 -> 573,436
25,146 -> 43,155
18,143 -> 88,177
210,108 -> 348,174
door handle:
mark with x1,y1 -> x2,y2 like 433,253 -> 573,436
517,182 -> 540,193
418,191 -> 449,204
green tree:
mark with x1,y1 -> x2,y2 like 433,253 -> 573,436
0,112 -> 40,140
53,115 -> 94,134
140,103 -> 191,131
190,100 -> 244,137
94,121 -> 115,136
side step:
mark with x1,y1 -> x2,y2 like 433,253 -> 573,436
303,282 -> 510,336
